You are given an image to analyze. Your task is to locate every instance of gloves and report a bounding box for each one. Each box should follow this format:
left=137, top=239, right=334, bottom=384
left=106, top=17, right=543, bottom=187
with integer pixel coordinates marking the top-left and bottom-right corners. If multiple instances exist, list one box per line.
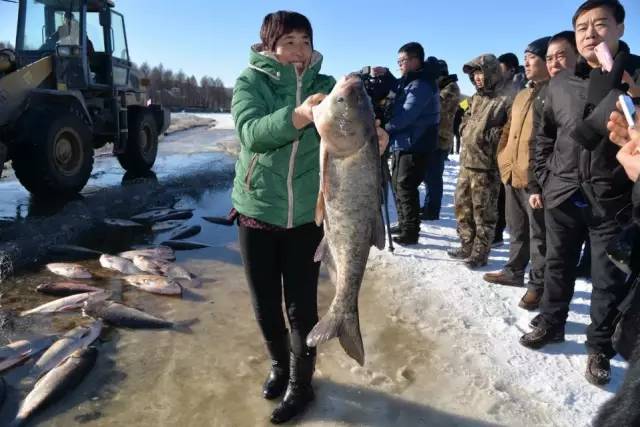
left=572, top=51, right=630, bottom=150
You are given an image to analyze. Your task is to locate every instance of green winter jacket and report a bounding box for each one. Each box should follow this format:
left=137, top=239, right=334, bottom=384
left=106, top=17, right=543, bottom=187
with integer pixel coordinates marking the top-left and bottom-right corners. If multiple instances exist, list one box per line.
left=231, top=46, right=335, bottom=228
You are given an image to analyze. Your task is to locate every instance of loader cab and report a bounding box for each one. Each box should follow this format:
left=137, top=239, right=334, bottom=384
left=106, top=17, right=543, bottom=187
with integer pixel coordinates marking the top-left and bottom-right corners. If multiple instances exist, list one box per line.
left=15, top=0, right=134, bottom=91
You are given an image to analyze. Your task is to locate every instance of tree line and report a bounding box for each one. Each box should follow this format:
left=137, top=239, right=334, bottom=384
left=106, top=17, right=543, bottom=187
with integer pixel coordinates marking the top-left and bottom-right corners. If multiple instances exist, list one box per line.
left=0, top=40, right=232, bottom=112
left=136, top=62, right=232, bottom=112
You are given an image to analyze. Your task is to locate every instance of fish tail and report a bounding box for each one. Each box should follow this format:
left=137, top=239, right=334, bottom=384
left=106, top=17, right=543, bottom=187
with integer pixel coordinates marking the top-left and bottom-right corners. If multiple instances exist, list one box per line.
left=306, top=310, right=365, bottom=366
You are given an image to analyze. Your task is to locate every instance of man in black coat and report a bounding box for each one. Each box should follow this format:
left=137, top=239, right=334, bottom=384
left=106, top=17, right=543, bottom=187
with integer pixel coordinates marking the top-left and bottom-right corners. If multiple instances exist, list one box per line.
left=519, top=0, right=640, bottom=386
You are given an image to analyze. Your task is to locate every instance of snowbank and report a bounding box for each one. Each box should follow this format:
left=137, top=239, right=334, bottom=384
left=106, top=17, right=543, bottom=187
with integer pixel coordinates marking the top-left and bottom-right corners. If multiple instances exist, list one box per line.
left=366, top=156, right=624, bottom=426
left=166, top=113, right=218, bottom=135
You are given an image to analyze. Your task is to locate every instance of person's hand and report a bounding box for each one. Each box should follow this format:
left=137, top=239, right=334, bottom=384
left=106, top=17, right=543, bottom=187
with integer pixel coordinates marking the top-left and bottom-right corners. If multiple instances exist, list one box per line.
left=371, top=67, right=388, bottom=77
left=375, top=119, right=389, bottom=155
left=617, top=139, right=640, bottom=182
left=293, top=93, right=326, bottom=129
left=529, top=194, right=543, bottom=209
left=623, top=71, right=640, bottom=98
left=607, top=100, right=639, bottom=147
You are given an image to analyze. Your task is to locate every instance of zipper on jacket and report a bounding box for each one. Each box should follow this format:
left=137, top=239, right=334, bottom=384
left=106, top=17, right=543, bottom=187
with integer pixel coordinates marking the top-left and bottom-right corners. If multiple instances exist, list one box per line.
left=286, top=75, right=303, bottom=228
left=244, top=153, right=259, bottom=191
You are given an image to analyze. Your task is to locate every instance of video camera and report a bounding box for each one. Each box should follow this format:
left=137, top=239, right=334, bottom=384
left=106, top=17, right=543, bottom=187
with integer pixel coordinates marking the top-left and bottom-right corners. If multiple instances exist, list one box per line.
left=356, top=66, right=394, bottom=126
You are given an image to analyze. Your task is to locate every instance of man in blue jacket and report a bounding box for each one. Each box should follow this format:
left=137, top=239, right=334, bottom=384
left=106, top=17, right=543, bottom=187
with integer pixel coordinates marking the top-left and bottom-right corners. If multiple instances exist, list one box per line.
left=375, top=42, right=440, bottom=244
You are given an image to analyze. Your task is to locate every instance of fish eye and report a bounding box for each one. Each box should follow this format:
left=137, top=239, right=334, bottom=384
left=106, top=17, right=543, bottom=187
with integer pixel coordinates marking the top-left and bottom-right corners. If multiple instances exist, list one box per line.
left=336, top=97, right=345, bottom=103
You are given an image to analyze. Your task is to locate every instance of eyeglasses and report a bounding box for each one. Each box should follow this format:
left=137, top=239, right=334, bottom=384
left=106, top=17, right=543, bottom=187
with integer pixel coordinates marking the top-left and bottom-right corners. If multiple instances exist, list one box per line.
left=546, top=51, right=567, bottom=63
left=397, top=56, right=416, bottom=66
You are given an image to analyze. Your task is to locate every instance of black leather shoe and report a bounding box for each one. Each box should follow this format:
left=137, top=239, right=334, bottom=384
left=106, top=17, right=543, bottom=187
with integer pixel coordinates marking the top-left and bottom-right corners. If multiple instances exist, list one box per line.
left=263, top=334, right=290, bottom=400
left=585, top=353, right=611, bottom=386
left=270, top=353, right=315, bottom=424
left=263, top=361, right=289, bottom=400
left=393, top=233, right=418, bottom=245
left=389, top=225, right=401, bottom=235
left=528, top=313, right=542, bottom=329
left=519, top=326, right=564, bottom=349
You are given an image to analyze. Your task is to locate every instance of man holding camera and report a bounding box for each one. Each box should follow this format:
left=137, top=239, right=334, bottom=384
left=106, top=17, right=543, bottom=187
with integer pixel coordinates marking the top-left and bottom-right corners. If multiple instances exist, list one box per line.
left=519, top=0, right=640, bottom=386
left=374, top=42, right=440, bottom=245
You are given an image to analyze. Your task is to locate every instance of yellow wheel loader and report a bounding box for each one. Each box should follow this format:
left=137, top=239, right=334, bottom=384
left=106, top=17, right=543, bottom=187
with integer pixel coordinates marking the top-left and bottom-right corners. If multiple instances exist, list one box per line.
left=0, top=0, right=170, bottom=196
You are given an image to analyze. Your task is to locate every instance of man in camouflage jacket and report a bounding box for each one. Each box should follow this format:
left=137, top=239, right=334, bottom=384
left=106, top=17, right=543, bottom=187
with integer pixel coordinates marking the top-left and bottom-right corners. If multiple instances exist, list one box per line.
left=448, top=54, right=515, bottom=268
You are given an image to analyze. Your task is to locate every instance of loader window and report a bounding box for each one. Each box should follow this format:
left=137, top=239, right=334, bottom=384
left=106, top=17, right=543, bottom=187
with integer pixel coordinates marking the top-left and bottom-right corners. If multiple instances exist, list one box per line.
left=86, top=13, right=106, bottom=52
left=111, top=12, right=129, bottom=61
left=20, top=0, right=46, bottom=50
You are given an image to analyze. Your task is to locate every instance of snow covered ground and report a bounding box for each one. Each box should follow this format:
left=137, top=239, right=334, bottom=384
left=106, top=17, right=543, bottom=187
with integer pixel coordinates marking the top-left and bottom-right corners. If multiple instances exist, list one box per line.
left=366, top=155, right=626, bottom=426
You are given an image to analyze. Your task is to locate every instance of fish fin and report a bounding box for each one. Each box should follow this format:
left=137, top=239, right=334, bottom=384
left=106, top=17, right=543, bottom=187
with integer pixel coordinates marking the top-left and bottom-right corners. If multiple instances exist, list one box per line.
left=315, top=144, right=329, bottom=226
left=306, top=310, right=364, bottom=366
left=372, top=210, right=385, bottom=250
left=315, top=191, right=325, bottom=226
left=172, top=318, right=199, bottom=334
left=313, top=237, right=327, bottom=263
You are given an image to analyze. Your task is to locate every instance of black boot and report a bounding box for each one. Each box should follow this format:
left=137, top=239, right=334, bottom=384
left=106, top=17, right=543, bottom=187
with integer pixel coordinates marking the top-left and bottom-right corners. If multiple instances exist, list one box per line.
left=263, top=333, right=290, bottom=400
left=270, top=353, right=315, bottom=424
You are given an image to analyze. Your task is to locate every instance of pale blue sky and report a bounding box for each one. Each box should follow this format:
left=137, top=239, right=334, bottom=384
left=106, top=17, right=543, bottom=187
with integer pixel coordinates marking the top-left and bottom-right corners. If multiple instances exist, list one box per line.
left=1, top=0, right=638, bottom=95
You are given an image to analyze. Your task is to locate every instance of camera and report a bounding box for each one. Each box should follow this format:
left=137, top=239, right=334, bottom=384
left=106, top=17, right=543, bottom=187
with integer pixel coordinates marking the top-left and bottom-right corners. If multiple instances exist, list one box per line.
left=357, top=66, right=394, bottom=126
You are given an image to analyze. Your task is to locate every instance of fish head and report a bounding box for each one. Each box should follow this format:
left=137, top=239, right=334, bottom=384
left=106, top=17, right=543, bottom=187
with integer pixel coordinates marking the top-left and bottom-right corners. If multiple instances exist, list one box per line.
left=314, top=74, right=375, bottom=157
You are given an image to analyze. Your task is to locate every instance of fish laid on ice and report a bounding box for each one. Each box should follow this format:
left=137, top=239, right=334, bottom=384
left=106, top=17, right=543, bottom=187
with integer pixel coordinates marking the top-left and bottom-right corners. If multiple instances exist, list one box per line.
left=160, top=240, right=210, bottom=250
left=11, top=347, right=97, bottom=427
left=119, top=246, right=175, bottom=261
left=0, top=336, right=56, bottom=373
left=30, top=320, right=102, bottom=379
left=48, top=245, right=102, bottom=258
left=168, top=224, right=202, bottom=240
left=83, top=299, right=175, bottom=329
left=46, top=263, right=92, bottom=279
left=131, top=255, right=171, bottom=275
left=123, top=275, right=182, bottom=296
left=305, top=74, right=384, bottom=366
left=36, top=282, right=103, bottom=297
left=131, top=208, right=176, bottom=222
left=103, top=218, right=145, bottom=228
left=153, top=210, right=193, bottom=222
left=20, top=291, right=110, bottom=316
left=151, top=220, right=185, bottom=233
left=99, top=254, right=142, bottom=275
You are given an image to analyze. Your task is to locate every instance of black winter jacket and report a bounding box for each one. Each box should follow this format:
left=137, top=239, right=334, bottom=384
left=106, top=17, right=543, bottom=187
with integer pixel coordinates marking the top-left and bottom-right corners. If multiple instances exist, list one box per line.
left=534, top=42, right=640, bottom=218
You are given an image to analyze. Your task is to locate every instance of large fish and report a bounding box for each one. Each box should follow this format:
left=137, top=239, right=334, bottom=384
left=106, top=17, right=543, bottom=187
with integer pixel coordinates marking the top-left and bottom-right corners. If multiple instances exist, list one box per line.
left=46, top=263, right=92, bottom=279
left=99, top=254, right=142, bottom=275
left=160, top=240, right=210, bottom=250
left=11, top=347, right=97, bottom=427
left=29, top=320, right=102, bottom=379
left=20, top=291, right=110, bottom=316
left=83, top=299, right=175, bottom=329
left=305, top=74, right=384, bottom=366
left=132, top=256, right=197, bottom=283
left=0, top=337, right=56, bottom=373
left=123, top=274, right=183, bottom=296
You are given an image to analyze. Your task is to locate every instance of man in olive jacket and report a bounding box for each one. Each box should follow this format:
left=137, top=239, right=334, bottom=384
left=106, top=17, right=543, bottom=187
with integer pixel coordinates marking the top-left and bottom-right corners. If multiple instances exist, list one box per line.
left=447, top=54, right=515, bottom=268
left=484, top=37, right=551, bottom=306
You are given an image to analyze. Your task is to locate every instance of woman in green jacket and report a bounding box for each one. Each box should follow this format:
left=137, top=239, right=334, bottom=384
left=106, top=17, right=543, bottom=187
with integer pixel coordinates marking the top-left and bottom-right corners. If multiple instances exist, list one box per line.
left=231, top=11, right=334, bottom=424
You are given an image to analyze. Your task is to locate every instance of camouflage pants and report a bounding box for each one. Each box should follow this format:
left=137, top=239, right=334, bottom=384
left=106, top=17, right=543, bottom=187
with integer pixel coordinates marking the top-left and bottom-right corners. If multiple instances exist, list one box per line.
left=454, top=167, right=500, bottom=258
